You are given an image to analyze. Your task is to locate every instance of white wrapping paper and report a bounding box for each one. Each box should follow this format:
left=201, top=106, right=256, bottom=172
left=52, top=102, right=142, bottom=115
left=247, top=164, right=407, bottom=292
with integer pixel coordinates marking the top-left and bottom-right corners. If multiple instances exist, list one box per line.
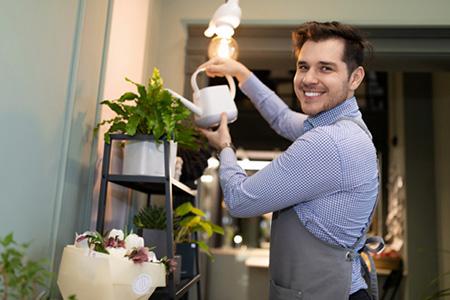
left=57, top=246, right=166, bottom=300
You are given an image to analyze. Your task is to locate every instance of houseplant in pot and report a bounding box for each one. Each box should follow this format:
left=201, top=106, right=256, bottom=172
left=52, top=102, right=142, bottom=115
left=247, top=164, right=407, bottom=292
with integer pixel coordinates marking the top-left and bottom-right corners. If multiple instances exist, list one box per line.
left=134, top=201, right=224, bottom=280
left=94, top=67, right=202, bottom=177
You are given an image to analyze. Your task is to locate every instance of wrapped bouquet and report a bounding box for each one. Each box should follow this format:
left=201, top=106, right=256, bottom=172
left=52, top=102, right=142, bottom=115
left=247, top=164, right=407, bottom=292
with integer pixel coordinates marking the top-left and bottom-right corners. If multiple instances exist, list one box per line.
left=57, top=229, right=166, bottom=300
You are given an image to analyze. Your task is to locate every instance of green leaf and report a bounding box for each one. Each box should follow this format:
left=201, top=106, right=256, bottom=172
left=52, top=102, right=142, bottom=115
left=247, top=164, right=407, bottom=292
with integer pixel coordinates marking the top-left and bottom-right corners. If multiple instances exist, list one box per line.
left=100, top=100, right=127, bottom=117
left=1, top=232, right=14, bottom=246
left=195, top=240, right=211, bottom=256
left=125, top=114, right=141, bottom=136
left=108, top=121, right=127, bottom=133
left=198, top=221, right=213, bottom=237
left=175, top=202, right=193, bottom=217
left=179, top=216, right=201, bottom=228
left=190, top=207, right=205, bottom=217
left=125, top=77, right=147, bottom=100
left=119, top=92, right=139, bottom=102
left=209, top=222, right=225, bottom=235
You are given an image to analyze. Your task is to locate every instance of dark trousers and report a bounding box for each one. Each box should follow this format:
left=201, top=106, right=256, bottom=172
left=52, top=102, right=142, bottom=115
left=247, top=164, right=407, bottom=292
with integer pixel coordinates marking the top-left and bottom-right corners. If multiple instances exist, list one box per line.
left=349, top=289, right=371, bottom=300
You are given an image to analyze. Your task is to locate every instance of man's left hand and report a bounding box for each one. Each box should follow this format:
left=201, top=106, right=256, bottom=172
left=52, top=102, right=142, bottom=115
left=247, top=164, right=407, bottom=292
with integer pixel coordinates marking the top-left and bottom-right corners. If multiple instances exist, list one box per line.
left=198, top=112, right=232, bottom=151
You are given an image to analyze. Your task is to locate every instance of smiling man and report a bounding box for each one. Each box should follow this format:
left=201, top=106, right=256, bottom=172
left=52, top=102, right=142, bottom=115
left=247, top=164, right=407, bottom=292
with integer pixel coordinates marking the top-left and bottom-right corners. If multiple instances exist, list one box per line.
left=200, top=21, right=382, bottom=300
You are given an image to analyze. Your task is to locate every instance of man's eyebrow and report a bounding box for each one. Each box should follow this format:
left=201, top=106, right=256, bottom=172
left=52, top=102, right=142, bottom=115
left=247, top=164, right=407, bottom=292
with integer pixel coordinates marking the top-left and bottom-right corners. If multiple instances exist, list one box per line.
left=319, top=61, right=338, bottom=67
left=297, top=61, right=339, bottom=67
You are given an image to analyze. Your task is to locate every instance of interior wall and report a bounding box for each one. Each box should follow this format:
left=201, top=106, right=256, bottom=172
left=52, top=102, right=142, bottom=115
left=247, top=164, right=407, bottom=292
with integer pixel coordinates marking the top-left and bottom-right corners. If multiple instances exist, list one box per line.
left=0, top=0, right=111, bottom=290
left=432, top=72, right=450, bottom=291
left=91, top=0, right=163, bottom=231
left=155, top=0, right=450, bottom=94
left=403, top=73, right=438, bottom=300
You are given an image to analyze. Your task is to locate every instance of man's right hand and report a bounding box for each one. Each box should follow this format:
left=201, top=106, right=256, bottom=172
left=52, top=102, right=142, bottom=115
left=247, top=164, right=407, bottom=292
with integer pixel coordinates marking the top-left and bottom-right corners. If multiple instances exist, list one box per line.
left=199, top=57, right=251, bottom=84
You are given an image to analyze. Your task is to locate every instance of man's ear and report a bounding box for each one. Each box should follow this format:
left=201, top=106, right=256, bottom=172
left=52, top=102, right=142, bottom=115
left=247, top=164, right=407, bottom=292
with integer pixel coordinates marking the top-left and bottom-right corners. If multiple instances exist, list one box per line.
left=349, top=66, right=365, bottom=91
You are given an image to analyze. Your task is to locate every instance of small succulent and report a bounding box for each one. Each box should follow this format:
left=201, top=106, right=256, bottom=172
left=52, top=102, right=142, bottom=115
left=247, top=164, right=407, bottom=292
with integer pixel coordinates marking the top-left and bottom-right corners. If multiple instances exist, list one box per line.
left=134, top=205, right=167, bottom=230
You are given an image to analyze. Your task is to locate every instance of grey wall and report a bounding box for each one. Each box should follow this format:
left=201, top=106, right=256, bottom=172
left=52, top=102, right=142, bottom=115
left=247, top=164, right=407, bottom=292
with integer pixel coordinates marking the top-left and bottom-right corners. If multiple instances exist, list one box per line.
left=432, top=72, right=450, bottom=293
left=0, top=0, right=110, bottom=289
left=403, top=73, right=439, bottom=299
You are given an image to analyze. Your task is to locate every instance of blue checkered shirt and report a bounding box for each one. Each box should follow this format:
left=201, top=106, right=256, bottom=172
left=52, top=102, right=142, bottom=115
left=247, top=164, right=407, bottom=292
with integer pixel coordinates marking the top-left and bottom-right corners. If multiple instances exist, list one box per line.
left=219, top=73, right=379, bottom=294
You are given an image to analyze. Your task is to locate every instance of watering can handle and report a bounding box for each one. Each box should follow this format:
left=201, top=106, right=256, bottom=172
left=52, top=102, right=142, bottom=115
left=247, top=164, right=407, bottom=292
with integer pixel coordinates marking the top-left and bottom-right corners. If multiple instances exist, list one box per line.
left=191, top=67, right=236, bottom=100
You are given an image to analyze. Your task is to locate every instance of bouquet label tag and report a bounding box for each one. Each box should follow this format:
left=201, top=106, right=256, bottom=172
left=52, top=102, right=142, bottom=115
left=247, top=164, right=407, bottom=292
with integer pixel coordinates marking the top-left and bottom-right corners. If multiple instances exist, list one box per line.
left=132, top=273, right=153, bottom=295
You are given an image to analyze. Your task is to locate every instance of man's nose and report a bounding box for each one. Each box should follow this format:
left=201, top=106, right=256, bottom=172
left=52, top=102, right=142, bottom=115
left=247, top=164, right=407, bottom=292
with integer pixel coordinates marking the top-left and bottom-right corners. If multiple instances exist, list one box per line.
left=302, top=69, right=319, bottom=85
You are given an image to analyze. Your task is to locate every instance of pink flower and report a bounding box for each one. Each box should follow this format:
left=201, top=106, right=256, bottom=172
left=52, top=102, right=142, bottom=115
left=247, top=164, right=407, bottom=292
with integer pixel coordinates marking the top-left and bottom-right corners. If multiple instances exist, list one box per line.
left=105, top=237, right=126, bottom=248
left=126, top=247, right=150, bottom=264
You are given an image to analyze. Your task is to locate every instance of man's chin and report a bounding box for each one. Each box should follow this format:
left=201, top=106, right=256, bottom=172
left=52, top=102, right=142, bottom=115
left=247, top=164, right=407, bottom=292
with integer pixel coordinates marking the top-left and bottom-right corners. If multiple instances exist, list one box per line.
left=300, top=105, right=321, bottom=116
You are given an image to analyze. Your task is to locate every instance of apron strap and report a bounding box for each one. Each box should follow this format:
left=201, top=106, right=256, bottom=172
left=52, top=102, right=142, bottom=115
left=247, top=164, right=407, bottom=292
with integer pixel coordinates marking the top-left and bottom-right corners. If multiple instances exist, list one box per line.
left=335, top=116, right=385, bottom=300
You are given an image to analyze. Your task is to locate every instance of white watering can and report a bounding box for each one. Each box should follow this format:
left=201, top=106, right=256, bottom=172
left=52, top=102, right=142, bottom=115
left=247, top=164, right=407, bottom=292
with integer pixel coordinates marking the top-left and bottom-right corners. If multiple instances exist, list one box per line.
left=167, top=68, right=237, bottom=128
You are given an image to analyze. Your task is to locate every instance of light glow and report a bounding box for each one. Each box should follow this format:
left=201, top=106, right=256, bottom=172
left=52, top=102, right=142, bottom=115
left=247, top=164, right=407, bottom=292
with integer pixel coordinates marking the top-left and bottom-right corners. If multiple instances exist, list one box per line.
left=207, top=156, right=220, bottom=169
left=200, top=174, right=214, bottom=183
left=237, top=159, right=271, bottom=171
left=208, top=36, right=239, bottom=59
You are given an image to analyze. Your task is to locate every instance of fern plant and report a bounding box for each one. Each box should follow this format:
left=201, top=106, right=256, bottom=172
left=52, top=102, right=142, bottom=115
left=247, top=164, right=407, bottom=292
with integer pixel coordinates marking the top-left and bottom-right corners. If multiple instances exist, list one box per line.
left=94, top=68, right=201, bottom=149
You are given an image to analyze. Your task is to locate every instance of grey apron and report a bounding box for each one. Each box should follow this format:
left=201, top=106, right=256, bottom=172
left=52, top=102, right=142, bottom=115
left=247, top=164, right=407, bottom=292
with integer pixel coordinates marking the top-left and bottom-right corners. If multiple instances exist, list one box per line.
left=269, top=117, right=384, bottom=300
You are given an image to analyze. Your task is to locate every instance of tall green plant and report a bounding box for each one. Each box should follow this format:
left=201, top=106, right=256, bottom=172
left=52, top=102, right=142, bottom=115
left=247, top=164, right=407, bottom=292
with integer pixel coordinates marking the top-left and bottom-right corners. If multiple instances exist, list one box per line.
left=0, top=233, right=51, bottom=300
left=95, top=68, right=200, bottom=149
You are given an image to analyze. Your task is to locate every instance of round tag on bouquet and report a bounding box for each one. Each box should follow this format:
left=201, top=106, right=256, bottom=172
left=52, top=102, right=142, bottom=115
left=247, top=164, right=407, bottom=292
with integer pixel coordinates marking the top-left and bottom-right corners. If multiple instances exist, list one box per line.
left=132, top=273, right=153, bottom=295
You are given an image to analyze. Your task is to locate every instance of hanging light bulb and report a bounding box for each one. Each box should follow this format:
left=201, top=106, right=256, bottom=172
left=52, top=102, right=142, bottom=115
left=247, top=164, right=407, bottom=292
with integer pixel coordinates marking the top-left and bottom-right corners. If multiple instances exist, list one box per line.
left=204, top=0, right=241, bottom=60
left=208, top=36, right=239, bottom=59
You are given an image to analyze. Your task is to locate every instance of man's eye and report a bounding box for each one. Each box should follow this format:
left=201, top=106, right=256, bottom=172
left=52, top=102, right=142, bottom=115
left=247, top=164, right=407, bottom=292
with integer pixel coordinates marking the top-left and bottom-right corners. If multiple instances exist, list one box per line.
left=321, top=66, right=332, bottom=72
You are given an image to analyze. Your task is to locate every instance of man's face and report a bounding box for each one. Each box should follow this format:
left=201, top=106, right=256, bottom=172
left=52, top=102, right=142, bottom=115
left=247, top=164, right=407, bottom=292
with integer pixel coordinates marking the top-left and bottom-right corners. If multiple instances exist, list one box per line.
left=293, top=38, right=364, bottom=116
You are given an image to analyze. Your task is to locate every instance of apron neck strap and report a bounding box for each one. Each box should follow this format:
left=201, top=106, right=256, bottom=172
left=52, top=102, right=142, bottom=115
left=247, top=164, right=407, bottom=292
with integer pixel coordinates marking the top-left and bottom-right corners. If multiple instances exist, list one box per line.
left=335, top=117, right=380, bottom=251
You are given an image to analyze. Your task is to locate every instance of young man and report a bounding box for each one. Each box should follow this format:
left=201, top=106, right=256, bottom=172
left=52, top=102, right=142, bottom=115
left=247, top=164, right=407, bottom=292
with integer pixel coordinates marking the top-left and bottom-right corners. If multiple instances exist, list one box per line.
left=200, top=21, right=383, bottom=300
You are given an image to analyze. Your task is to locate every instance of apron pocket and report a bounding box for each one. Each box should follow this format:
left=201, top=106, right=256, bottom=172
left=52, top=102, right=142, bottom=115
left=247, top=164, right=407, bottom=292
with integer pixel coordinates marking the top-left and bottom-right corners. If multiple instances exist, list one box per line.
left=270, top=280, right=303, bottom=300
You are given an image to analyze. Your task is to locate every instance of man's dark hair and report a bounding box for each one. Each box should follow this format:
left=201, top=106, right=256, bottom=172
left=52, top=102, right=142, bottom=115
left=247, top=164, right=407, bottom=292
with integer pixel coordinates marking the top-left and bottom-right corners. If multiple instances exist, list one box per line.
left=292, top=21, right=372, bottom=74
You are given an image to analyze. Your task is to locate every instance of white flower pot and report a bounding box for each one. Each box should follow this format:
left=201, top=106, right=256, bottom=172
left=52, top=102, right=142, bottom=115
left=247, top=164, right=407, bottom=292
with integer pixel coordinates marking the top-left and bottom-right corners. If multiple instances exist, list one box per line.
left=122, top=140, right=177, bottom=177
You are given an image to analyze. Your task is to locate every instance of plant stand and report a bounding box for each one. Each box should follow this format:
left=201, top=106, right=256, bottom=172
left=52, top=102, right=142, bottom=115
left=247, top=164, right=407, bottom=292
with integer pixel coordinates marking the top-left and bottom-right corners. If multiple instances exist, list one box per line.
left=96, top=134, right=202, bottom=300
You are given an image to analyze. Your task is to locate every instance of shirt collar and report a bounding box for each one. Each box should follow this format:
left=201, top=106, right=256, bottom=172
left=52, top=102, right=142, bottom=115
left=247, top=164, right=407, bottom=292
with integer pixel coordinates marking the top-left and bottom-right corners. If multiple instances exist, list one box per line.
left=304, top=97, right=361, bottom=131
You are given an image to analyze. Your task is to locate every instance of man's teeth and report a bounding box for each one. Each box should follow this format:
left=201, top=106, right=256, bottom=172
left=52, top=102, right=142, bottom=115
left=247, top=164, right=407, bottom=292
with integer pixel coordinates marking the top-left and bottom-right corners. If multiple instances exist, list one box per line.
left=305, top=91, right=322, bottom=97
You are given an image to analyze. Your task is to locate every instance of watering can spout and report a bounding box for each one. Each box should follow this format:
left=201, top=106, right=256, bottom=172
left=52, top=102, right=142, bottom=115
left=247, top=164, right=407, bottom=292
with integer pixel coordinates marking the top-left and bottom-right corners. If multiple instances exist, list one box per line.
left=166, top=88, right=203, bottom=116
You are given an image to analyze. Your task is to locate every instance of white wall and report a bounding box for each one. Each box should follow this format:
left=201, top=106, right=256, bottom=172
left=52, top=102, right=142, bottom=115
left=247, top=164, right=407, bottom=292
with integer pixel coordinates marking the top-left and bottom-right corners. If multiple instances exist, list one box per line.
left=91, top=0, right=163, bottom=231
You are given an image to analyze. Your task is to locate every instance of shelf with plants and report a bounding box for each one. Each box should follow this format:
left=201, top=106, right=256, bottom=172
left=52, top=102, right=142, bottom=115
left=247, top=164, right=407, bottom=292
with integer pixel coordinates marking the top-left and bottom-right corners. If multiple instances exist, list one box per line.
left=96, top=135, right=201, bottom=300
left=94, top=68, right=206, bottom=300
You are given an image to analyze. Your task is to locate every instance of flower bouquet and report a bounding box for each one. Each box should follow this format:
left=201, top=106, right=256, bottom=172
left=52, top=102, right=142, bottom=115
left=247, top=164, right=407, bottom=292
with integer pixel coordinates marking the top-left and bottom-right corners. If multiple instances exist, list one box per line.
left=57, top=229, right=166, bottom=300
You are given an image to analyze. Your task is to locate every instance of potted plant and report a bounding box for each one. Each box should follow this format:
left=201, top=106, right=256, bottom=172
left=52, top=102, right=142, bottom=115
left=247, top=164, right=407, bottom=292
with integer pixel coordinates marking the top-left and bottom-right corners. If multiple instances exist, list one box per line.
left=94, top=67, right=202, bottom=177
left=134, top=202, right=224, bottom=278
left=133, top=205, right=168, bottom=259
